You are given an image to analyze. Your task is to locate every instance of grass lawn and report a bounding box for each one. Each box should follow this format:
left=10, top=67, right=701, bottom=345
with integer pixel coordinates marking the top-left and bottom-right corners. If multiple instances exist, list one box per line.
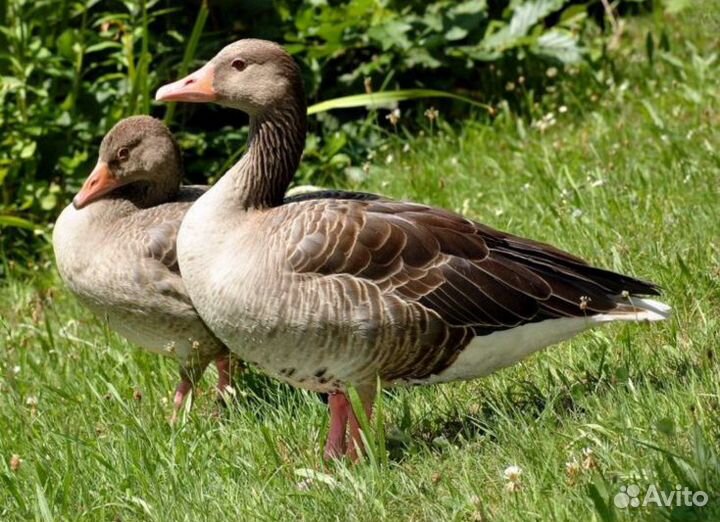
left=1, top=6, right=718, bottom=522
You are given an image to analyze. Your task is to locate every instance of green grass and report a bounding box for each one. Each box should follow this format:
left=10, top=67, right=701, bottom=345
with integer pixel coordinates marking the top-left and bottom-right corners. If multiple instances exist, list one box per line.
left=1, top=7, right=719, bottom=522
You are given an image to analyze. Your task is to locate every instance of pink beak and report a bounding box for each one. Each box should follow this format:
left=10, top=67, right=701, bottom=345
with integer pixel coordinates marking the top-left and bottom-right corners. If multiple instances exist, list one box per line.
left=155, top=62, right=217, bottom=103
left=74, top=161, right=123, bottom=209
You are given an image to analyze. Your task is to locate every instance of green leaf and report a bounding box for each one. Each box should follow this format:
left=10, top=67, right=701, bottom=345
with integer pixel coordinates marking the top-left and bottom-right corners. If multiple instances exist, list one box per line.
left=535, top=30, right=582, bottom=63
left=307, top=89, right=490, bottom=115
left=35, top=484, right=54, bottom=522
left=367, top=21, right=412, bottom=51
left=19, top=141, right=37, bottom=159
left=445, top=26, right=468, bottom=41
left=509, top=0, right=564, bottom=38
left=452, top=0, right=487, bottom=15
left=587, top=481, right=617, bottom=522
left=0, top=215, right=38, bottom=230
left=40, top=193, right=58, bottom=211
left=56, top=29, right=77, bottom=60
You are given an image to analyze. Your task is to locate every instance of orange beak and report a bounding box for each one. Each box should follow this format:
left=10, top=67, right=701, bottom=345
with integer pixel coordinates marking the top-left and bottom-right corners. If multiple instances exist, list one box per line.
left=73, top=161, right=124, bottom=209
left=155, top=62, right=217, bottom=103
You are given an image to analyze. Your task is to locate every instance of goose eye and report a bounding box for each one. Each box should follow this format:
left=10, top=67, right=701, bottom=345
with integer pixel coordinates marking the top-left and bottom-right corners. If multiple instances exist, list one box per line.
left=231, top=58, right=247, bottom=72
left=117, top=147, right=129, bottom=161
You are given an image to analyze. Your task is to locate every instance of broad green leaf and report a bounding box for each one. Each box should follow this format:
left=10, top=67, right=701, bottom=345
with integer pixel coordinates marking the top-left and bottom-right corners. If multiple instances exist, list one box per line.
left=368, top=21, right=413, bottom=51
left=535, top=30, right=582, bottom=63
left=445, top=26, right=469, bottom=41
left=509, top=0, right=564, bottom=38
left=453, top=0, right=487, bottom=15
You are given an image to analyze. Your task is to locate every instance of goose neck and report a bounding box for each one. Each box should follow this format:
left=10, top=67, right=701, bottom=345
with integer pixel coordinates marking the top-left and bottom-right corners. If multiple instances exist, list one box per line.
left=229, top=102, right=306, bottom=210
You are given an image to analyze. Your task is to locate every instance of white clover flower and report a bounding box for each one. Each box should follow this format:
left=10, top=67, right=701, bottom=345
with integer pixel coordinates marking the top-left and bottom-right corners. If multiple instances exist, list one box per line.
left=503, top=465, right=523, bottom=482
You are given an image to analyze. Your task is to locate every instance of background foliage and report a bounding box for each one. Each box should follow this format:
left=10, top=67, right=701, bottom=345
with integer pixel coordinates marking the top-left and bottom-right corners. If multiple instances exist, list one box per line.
left=0, top=0, right=662, bottom=262
left=1, top=1, right=718, bottom=520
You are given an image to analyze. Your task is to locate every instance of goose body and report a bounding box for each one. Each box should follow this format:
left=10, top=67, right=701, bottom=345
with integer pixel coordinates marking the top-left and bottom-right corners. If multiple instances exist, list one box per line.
left=157, top=39, right=669, bottom=458
left=179, top=186, right=668, bottom=393
left=53, top=116, right=240, bottom=419
left=54, top=187, right=222, bottom=360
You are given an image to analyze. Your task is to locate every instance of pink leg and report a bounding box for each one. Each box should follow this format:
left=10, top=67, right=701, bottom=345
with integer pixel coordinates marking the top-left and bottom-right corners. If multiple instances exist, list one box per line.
left=346, top=391, right=375, bottom=461
left=170, top=377, right=193, bottom=425
left=324, top=392, right=350, bottom=460
left=215, top=355, right=232, bottom=396
left=214, top=354, right=244, bottom=404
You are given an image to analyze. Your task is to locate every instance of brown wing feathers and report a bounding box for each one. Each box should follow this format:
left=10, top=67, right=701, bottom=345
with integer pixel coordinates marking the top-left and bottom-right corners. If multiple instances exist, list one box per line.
left=287, top=198, right=660, bottom=337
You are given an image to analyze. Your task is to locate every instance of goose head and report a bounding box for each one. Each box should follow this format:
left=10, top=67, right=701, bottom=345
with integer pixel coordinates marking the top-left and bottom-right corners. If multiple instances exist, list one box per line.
left=74, top=116, right=183, bottom=209
left=155, top=39, right=305, bottom=116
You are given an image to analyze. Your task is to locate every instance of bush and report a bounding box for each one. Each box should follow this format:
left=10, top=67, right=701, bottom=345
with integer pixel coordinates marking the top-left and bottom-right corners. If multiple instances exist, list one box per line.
left=0, top=0, right=651, bottom=260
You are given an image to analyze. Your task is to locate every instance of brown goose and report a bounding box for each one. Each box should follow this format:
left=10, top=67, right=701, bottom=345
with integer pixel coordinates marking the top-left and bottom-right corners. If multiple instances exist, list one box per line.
left=156, top=40, right=670, bottom=459
left=53, top=116, right=242, bottom=422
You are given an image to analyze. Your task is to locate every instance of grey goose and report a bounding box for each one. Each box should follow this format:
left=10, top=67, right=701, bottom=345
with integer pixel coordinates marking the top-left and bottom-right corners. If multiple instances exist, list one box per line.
left=155, top=40, right=670, bottom=460
left=53, top=116, right=243, bottom=422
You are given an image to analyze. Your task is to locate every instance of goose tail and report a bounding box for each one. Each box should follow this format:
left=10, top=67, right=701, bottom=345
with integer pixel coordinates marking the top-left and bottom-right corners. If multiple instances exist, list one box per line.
left=597, top=296, right=672, bottom=323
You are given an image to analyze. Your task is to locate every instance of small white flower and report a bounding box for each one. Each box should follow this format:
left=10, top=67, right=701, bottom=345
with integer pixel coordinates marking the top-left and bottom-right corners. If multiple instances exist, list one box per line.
left=566, top=458, right=581, bottom=483
left=558, top=105, right=568, bottom=113
left=546, top=67, right=558, bottom=78
left=424, top=106, right=439, bottom=122
left=579, top=295, right=590, bottom=311
left=297, top=478, right=313, bottom=491
left=386, top=108, right=401, bottom=127
left=26, top=396, right=38, bottom=407
left=503, top=465, right=523, bottom=482
left=10, top=454, right=22, bottom=472
left=12, top=365, right=21, bottom=375
left=582, top=447, right=598, bottom=470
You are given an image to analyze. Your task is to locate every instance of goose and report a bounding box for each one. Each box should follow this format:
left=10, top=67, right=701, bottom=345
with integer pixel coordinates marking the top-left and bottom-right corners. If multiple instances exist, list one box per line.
left=53, top=115, right=243, bottom=422
left=155, top=39, right=670, bottom=459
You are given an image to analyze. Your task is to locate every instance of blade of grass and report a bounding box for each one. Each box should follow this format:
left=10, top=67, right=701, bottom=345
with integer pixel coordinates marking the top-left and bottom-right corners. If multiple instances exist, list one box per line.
left=163, top=0, right=208, bottom=125
left=0, top=215, right=39, bottom=230
left=307, top=89, right=491, bottom=115
left=140, top=0, right=150, bottom=114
